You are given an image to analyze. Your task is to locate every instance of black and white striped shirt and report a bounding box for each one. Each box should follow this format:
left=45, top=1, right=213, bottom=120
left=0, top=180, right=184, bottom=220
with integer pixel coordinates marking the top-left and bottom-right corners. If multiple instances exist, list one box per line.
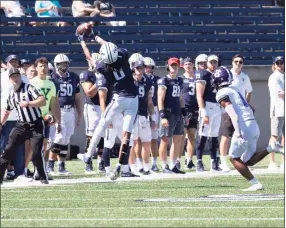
left=5, top=82, right=43, bottom=123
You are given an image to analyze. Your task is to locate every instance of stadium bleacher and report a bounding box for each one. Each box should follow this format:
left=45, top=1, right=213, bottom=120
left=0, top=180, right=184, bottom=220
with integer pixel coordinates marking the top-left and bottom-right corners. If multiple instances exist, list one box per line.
left=0, top=0, right=284, bottom=67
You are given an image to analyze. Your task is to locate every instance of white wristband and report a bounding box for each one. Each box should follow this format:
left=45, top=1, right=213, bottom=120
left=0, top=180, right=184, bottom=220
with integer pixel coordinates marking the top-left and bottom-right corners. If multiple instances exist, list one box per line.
left=200, top=108, right=208, bottom=117
left=151, top=114, right=156, bottom=121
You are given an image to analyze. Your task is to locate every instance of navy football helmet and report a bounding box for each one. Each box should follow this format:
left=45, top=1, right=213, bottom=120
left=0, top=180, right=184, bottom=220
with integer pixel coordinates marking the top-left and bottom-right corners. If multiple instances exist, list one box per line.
left=211, top=66, right=233, bottom=88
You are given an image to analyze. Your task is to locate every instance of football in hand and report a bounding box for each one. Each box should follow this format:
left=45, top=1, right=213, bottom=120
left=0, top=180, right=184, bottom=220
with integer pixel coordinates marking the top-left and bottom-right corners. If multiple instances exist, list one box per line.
left=76, top=22, right=93, bottom=36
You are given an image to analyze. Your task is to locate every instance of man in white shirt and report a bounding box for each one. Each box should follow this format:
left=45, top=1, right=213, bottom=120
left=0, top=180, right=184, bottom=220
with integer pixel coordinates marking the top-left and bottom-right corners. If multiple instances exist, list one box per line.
left=268, top=56, right=285, bottom=170
left=0, top=55, right=29, bottom=180
left=219, top=54, right=253, bottom=172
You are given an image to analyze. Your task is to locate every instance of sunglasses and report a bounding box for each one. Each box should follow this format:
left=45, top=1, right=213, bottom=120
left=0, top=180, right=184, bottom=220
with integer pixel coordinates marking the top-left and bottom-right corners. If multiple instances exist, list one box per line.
left=234, top=60, right=243, bottom=64
left=136, top=66, right=144, bottom=70
left=276, top=61, right=284, bottom=66
left=198, top=62, right=207, bottom=65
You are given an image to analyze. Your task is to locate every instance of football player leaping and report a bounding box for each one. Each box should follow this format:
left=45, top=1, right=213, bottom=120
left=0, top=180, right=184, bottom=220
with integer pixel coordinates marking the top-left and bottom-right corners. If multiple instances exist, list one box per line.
left=212, top=66, right=284, bottom=191
left=76, top=31, right=138, bottom=180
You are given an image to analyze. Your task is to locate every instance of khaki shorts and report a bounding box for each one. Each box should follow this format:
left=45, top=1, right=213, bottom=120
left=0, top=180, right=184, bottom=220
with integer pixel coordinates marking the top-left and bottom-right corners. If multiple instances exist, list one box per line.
left=271, top=117, right=285, bottom=137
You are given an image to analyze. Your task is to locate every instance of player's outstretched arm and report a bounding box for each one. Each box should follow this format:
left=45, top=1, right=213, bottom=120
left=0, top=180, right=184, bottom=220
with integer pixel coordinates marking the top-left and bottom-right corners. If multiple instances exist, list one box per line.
left=80, top=41, right=93, bottom=63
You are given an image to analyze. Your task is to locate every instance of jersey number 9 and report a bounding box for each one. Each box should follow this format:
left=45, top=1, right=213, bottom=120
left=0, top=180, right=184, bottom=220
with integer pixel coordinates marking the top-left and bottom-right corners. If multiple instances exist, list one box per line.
left=139, top=86, right=145, bottom=97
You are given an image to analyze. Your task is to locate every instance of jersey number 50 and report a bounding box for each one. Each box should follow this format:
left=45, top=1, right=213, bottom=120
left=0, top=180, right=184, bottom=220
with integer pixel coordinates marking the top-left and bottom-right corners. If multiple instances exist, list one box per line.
left=60, top=84, right=73, bottom=96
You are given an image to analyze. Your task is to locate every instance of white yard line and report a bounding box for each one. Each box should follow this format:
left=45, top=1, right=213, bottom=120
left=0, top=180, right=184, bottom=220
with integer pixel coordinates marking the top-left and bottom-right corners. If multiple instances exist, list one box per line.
left=0, top=188, right=239, bottom=193
left=0, top=218, right=283, bottom=221
left=0, top=168, right=283, bottom=189
left=1, top=206, right=284, bottom=211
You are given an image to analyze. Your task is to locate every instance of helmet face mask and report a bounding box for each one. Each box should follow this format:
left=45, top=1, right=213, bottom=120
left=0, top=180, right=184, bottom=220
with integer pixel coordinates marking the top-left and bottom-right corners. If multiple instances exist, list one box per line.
left=56, top=62, right=69, bottom=74
left=99, top=42, right=118, bottom=64
left=195, top=54, right=208, bottom=70
left=129, top=53, right=144, bottom=69
left=54, top=54, right=70, bottom=74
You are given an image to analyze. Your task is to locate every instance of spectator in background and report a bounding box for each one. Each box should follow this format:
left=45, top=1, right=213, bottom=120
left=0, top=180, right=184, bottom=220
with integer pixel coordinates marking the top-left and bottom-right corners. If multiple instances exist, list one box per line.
left=26, top=64, right=37, bottom=80
left=0, top=1, right=25, bottom=17
left=35, top=0, right=68, bottom=26
left=72, top=0, right=100, bottom=17
left=268, top=56, right=285, bottom=170
left=94, top=1, right=126, bottom=26
left=19, top=59, right=30, bottom=76
left=1, top=60, right=7, bottom=72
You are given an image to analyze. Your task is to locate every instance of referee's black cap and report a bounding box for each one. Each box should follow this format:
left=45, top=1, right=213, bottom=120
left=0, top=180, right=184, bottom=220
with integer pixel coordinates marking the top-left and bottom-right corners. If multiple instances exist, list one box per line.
left=8, top=68, right=20, bottom=77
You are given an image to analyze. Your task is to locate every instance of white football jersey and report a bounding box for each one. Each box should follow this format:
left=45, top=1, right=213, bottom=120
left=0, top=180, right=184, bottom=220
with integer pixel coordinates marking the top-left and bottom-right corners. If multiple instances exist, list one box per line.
left=216, top=86, right=255, bottom=123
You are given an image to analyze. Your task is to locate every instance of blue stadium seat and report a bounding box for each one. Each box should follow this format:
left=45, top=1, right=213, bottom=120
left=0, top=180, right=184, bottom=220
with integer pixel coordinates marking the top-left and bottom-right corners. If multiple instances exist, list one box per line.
left=0, top=0, right=284, bottom=67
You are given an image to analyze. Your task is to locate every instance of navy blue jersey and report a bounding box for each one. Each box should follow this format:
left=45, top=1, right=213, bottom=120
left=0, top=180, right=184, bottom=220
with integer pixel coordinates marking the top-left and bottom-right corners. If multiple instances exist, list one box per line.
left=195, top=70, right=217, bottom=103
left=96, top=48, right=137, bottom=98
left=134, top=76, right=153, bottom=117
left=146, top=74, right=160, bottom=107
left=51, top=72, right=80, bottom=108
left=96, top=74, right=113, bottom=105
left=79, top=70, right=100, bottom=106
left=157, top=76, right=183, bottom=116
left=180, top=74, right=199, bottom=113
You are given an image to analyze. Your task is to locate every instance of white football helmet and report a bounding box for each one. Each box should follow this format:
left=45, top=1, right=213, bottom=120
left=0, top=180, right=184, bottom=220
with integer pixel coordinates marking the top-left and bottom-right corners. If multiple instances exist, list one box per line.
left=54, top=54, right=70, bottom=73
left=129, top=53, right=144, bottom=68
left=195, top=54, right=208, bottom=70
left=143, top=57, right=156, bottom=67
left=99, top=42, right=118, bottom=64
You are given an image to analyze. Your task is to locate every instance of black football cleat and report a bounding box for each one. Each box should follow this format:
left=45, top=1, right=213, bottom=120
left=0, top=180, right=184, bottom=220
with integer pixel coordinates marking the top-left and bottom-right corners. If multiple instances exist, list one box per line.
left=121, top=171, right=140, bottom=177
left=171, top=166, right=186, bottom=174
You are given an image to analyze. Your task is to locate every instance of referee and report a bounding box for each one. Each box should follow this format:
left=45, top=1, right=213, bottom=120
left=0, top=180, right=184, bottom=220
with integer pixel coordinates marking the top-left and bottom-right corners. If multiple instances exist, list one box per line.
left=0, top=68, right=48, bottom=184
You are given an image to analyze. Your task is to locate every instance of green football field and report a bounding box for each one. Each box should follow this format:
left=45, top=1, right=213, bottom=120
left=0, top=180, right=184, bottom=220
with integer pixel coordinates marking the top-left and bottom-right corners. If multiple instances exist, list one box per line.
left=1, top=157, right=285, bottom=227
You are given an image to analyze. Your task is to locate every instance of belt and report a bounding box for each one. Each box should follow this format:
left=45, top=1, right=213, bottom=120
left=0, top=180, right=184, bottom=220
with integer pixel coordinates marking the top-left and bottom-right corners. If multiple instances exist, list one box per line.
left=61, top=105, right=74, bottom=111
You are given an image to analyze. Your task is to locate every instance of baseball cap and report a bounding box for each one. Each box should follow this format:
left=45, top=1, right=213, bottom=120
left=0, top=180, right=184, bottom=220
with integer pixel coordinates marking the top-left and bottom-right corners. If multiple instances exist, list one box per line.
left=8, top=67, right=20, bottom=77
left=208, top=55, right=219, bottom=62
left=133, top=60, right=145, bottom=69
left=5, top=55, right=19, bottom=63
left=20, top=59, right=30, bottom=66
left=182, top=57, right=194, bottom=64
left=168, top=57, right=180, bottom=65
left=273, top=56, right=284, bottom=64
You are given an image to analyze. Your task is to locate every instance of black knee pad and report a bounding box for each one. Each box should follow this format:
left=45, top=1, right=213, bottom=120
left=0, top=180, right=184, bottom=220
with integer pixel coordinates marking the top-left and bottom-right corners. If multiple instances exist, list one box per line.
left=58, top=145, right=68, bottom=158
left=97, top=137, right=104, bottom=150
left=84, top=137, right=91, bottom=153
left=50, top=143, right=61, bottom=154
left=118, top=139, right=130, bottom=164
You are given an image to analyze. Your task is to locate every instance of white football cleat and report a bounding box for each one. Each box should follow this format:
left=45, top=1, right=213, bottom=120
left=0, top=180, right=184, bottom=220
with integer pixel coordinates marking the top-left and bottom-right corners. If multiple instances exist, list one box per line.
left=268, top=162, right=279, bottom=170
left=279, top=163, right=284, bottom=171
left=220, top=164, right=231, bottom=172
left=242, top=183, right=264, bottom=192
left=14, top=175, right=33, bottom=183
left=267, top=142, right=284, bottom=154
